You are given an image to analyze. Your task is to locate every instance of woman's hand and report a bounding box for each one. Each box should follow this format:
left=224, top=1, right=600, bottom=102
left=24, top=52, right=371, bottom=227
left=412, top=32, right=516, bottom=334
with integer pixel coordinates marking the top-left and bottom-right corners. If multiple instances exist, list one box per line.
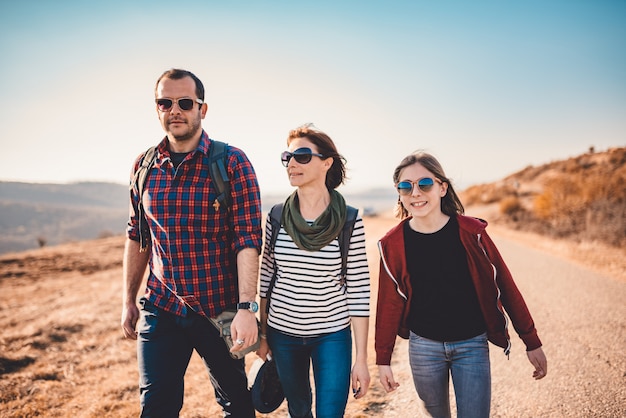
left=256, top=334, right=271, bottom=360
left=351, top=359, right=371, bottom=399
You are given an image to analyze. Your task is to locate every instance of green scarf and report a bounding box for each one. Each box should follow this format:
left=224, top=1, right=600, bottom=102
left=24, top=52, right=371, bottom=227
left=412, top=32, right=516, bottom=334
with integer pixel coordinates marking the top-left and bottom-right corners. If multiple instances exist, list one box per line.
left=282, top=189, right=347, bottom=251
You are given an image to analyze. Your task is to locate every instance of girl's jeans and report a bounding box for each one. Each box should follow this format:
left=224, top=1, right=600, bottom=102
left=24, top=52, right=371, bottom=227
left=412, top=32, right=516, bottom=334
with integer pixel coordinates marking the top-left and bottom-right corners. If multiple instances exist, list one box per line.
left=137, top=298, right=255, bottom=418
left=268, top=326, right=352, bottom=418
left=409, top=332, right=491, bottom=418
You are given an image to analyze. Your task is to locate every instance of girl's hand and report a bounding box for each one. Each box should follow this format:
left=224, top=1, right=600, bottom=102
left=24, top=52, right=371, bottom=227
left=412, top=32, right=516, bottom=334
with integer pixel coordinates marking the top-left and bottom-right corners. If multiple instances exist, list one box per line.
left=527, top=347, right=548, bottom=380
left=378, top=365, right=400, bottom=393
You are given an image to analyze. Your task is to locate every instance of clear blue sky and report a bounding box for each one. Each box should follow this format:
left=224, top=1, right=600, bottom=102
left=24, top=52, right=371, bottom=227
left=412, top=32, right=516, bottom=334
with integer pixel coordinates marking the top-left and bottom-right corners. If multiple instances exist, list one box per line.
left=1, top=0, right=624, bottom=195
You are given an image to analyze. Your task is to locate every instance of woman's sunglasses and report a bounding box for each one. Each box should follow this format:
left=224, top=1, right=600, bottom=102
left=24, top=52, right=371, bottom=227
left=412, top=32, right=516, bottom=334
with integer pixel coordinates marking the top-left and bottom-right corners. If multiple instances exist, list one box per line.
left=396, top=177, right=441, bottom=195
left=281, top=147, right=324, bottom=167
left=155, top=97, right=203, bottom=112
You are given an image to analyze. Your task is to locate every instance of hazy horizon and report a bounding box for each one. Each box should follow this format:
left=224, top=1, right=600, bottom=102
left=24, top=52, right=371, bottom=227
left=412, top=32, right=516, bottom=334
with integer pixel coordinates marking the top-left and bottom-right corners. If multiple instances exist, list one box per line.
left=1, top=0, right=624, bottom=195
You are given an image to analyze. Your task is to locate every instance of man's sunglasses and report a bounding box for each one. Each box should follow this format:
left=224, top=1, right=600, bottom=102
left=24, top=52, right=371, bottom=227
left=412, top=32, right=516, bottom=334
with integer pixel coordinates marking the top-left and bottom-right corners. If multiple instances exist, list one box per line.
left=155, top=97, right=203, bottom=112
left=396, top=177, right=441, bottom=195
left=281, top=147, right=324, bottom=167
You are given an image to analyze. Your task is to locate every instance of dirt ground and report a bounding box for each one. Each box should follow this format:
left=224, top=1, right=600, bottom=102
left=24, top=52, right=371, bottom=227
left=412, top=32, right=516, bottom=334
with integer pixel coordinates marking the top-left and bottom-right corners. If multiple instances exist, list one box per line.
left=0, top=210, right=624, bottom=417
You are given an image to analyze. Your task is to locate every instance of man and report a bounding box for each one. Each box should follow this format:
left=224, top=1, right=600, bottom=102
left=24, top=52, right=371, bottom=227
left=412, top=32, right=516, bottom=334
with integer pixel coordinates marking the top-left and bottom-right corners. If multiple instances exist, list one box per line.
left=121, top=68, right=262, bottom=417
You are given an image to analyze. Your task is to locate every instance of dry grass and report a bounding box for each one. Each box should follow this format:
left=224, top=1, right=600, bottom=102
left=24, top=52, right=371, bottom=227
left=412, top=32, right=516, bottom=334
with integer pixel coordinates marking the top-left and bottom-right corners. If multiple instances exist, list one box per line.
left=0, top=237, right=137, bottom=417
left=461, top=147, right=626, bottom=247
left=0, top=223, right=397, bottom=418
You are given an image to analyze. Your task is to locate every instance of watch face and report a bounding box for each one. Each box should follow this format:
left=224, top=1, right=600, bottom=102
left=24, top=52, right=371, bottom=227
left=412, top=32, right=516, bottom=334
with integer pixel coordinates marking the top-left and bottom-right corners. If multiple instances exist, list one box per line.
left=238, top=301, right=259, bottom=313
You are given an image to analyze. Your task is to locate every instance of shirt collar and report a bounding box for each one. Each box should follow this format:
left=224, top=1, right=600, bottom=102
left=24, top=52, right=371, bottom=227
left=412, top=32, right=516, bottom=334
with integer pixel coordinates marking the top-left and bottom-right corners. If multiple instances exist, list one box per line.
left=154, top=130, right=211, bottom=164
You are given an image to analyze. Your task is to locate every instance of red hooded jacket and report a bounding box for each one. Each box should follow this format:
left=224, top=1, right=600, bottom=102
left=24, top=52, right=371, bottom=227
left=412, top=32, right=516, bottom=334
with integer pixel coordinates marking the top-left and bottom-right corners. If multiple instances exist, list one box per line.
left=375, top=215, right=542, bottom=365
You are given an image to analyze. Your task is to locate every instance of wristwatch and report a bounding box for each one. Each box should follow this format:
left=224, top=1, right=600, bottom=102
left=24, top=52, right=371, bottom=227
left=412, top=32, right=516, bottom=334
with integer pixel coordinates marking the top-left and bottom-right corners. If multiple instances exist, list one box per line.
left=236, top=301, right=259, bottom=313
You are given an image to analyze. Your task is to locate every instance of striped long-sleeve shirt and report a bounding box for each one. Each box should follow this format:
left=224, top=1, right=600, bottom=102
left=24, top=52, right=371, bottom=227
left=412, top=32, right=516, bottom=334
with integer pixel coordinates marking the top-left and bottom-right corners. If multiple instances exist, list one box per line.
left=259, top=213, right=370, bottom=336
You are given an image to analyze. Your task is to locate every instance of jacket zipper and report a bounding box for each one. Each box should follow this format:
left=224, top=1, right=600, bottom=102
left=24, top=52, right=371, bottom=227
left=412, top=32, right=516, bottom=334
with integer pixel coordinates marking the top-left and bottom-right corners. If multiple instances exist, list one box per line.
left=476, top=233, right=511, bottom=357
left=378, top=241, right=408, bottom=301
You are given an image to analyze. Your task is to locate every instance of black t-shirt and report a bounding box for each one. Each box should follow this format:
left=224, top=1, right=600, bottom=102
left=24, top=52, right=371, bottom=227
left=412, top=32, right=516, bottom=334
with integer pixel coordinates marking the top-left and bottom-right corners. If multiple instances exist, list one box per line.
left=170, top=151, right=191, bottom=168
left=405, top=216, right=486, bottom=342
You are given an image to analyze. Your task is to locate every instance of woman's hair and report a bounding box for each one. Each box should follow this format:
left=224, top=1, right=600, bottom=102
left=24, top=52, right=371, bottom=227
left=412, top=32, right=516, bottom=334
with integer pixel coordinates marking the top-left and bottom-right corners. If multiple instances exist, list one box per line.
left=287, top=123, right=347, bottom=190
left=392, top=151, right=465, bottom=219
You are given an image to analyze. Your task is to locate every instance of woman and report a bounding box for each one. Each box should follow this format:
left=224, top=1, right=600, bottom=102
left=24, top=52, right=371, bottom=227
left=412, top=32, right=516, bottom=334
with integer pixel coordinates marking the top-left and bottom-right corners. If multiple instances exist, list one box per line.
left=257, top=124, right=371, bottom=418
left=375, top=151, right=547, bottom=418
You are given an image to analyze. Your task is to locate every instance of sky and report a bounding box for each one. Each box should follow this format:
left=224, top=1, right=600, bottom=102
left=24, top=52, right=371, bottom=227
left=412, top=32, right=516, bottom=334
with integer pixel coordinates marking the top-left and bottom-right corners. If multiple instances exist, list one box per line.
left=1, top=0, right=624, bottom=196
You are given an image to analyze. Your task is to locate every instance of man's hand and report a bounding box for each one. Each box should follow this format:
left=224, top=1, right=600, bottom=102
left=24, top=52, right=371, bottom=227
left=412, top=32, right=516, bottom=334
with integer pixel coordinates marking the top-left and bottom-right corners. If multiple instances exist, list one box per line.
left=229, top=310, right=258, bottom=354
left=121, top=238, right=148, bottom=341
left=121, top=303, right=140, bottom=340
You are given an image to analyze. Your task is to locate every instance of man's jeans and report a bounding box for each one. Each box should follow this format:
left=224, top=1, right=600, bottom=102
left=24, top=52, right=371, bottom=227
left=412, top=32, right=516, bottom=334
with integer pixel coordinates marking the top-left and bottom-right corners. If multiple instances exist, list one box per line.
left=268, top=326, right=352, bottom=418
left=408, top=332, right=491, bottom=418
left=137, top=298, right=254, bottom=417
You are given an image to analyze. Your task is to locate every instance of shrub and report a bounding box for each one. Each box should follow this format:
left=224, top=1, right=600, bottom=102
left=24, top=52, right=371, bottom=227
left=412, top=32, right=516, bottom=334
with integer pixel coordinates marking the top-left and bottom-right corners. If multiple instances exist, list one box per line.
left=37, top=236, right=47, bottom=248
left=488, top=147, right=626, bottom=248
left=500, top=196, right=522, bottom=216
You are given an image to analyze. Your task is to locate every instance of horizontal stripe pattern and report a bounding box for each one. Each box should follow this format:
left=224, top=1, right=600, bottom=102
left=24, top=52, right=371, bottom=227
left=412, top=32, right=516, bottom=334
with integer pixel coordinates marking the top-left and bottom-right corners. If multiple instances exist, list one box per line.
left=260, top=214, right=370, bottom=336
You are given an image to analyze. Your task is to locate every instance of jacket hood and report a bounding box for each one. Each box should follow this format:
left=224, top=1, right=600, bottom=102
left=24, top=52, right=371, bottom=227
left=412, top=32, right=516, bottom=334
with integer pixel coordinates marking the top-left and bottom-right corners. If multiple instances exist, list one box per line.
left=380, top=214, right=488, bottom=240
left=458, top=215, right=488, bottom=234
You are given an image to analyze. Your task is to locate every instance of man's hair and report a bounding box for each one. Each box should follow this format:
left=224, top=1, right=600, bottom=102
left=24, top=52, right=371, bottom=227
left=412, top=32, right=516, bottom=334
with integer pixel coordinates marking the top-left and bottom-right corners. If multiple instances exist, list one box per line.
left=392, top=151, right=465, bottom=219
left=287, top=123, right=347, bottom=190
left=155, top=68, right=205, bottom=101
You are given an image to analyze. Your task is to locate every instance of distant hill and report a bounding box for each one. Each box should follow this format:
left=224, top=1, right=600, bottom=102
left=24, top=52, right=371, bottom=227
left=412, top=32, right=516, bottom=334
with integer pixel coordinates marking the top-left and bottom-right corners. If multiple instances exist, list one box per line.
left=461, top=147, right=626, bottom=248
left=2, top=147, right=623, bottom=254
left=0, top=182, right=129, bottom=208
left=0, top=181, right=398, bottom=255
left=0, top=182, right=129, bottom=254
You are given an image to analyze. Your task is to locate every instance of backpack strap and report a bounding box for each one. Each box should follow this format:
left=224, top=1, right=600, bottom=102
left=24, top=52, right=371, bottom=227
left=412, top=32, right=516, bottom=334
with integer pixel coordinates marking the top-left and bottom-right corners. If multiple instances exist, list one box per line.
left=132, top=145, right=158, bottom=252
left=131, top=139, right=231, bottom=252
left=264, top=203, right=359, bottom=311
left=338, top=205, right=359, bottom=292
left=264, top=203, right=284, bottom=312
left=207, top=140, right=231, bottom=211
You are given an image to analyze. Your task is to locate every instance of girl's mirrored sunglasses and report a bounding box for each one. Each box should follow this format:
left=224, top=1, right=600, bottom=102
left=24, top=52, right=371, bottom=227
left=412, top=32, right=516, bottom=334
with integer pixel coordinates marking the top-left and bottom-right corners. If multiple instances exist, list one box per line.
left=155, top=97, right=203, bottom=112
left=281, top=147, right=324, bottom=167
left=396, top=177, right=441, bottom=195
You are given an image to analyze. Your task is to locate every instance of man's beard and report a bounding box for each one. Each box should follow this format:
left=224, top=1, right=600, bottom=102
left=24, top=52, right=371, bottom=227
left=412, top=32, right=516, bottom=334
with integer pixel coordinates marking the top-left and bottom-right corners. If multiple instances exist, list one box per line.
left=168, top=117, right=201, bottom=142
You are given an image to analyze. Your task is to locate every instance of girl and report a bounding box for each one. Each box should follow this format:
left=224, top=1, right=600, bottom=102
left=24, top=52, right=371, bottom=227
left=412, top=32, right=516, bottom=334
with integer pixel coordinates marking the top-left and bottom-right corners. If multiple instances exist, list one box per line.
left=375, top=151, right=547, bottom=417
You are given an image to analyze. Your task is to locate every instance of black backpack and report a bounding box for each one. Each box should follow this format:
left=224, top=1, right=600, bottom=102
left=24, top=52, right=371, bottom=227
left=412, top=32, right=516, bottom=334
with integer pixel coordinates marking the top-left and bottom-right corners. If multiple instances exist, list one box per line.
left=264, top=203, right=359, bottom=311
left=131, top=140, right=231, bottom=252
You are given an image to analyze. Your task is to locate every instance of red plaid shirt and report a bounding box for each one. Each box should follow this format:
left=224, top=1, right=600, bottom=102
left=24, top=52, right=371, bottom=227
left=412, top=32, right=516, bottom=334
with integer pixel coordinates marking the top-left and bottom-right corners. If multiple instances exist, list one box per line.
left=127, top=131, right=262, bottom=317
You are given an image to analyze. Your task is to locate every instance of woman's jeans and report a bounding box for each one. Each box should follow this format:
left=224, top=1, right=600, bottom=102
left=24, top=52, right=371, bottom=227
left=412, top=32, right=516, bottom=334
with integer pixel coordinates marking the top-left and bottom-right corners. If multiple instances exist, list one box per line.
left=408, top=332, right=491, bottom=418
left=268, top=326, right=352, bottom=418
left=137, top=298, right=255, bottom=418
